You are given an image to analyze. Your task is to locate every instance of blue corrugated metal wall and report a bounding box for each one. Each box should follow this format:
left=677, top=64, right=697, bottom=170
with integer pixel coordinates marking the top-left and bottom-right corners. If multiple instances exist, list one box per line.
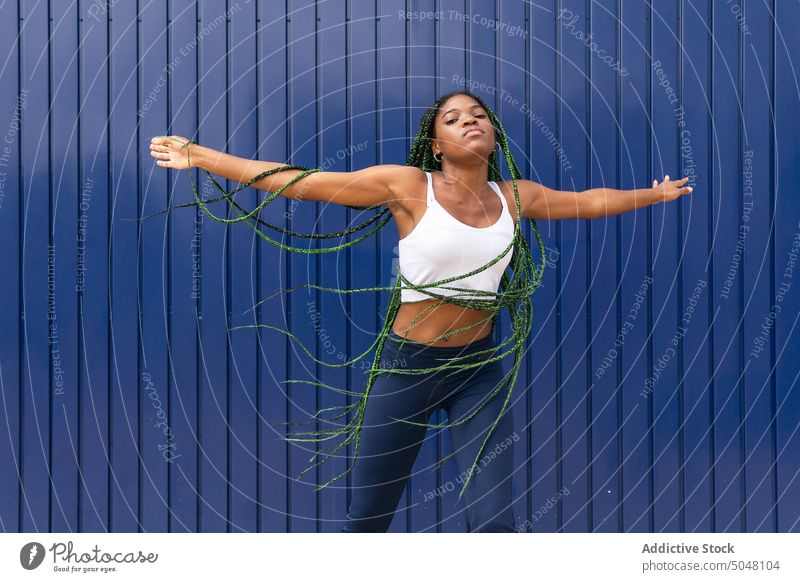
left=1, top=0, right=798, bottom=533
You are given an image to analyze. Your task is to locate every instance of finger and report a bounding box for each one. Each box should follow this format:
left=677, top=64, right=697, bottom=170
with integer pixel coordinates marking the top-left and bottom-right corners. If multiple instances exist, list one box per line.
left=679, top=177, right=689, bottom=184
left=664, top=174, right=669, bottom=181
left=653, top=179, right=658, bottom=187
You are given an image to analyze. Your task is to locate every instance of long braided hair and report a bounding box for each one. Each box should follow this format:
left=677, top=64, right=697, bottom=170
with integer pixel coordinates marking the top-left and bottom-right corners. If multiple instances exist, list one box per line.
left=157, top=89, right=547, bottom=501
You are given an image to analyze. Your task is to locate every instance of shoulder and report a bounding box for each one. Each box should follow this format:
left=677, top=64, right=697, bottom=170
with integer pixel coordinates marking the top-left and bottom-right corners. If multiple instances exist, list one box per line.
left=381, top=164, right=427, bottom=188
left=493, top=178, right=538, bottom=198
left=492, top=178, right=537, bottom=218
left=493, top=178, right=557, bottom=218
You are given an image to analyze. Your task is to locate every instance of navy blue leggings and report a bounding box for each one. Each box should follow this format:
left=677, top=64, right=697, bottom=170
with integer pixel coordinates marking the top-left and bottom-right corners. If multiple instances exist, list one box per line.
left=341, top=329, right=517, bottom=532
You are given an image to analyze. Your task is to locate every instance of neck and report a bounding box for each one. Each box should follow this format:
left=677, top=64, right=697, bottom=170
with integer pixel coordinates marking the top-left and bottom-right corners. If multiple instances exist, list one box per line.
left=437, top=161, right=491, bottom=198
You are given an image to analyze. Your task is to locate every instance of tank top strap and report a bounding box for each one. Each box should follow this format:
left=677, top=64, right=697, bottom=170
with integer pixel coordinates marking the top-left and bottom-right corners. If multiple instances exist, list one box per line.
left=489, top=180, right=509, bottom=215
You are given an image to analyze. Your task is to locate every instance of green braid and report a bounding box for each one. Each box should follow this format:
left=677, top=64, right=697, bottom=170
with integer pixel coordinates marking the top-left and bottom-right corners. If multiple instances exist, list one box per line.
left=157, top=89, right=547, bottom=502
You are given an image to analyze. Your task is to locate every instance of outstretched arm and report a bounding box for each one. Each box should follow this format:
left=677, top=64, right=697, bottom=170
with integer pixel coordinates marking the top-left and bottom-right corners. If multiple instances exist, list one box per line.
left=149, top=135, right=415, bottom=208
left=516, top=174, right=693, bottom=220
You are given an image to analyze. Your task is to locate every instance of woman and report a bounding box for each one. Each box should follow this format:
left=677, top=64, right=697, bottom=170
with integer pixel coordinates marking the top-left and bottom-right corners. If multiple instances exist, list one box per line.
left=149, top=90, right=692, bottom=532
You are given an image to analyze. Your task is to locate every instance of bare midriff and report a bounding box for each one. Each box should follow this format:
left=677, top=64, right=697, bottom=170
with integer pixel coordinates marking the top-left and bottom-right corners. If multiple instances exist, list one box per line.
left=391, top=299, right=495, bottom=346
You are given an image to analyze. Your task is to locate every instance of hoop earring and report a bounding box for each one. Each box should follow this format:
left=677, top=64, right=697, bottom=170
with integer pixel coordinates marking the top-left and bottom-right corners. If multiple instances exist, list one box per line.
left=433, top=151, right=443, bottom=163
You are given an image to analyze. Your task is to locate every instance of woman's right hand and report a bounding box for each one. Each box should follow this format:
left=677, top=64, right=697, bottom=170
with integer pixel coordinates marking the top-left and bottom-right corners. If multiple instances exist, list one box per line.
left=149, top=135, right=197, bottom=170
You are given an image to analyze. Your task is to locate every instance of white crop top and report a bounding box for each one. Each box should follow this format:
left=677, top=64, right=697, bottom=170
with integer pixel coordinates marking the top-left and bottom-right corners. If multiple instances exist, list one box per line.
left=398, top=171, right=515, bottom=303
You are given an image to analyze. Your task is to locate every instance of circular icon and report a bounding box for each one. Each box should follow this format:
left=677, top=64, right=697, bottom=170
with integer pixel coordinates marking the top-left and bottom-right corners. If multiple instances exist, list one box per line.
left=20, top=542, right=46, bottom=570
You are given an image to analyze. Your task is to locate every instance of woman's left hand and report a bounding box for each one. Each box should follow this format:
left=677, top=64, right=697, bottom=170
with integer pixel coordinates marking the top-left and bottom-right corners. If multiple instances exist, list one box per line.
left=652, top=175, right=693, bottom=202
